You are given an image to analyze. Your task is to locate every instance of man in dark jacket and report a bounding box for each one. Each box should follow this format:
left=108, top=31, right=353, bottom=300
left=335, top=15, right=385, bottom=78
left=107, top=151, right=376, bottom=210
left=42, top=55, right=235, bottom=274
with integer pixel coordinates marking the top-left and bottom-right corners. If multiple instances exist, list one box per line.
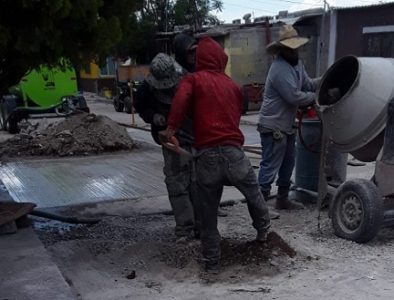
left=173, top=33, right=197, bottom=73
left=162, top=37, right=271, bottom=273
left=134, top=53, right=197, bottom=240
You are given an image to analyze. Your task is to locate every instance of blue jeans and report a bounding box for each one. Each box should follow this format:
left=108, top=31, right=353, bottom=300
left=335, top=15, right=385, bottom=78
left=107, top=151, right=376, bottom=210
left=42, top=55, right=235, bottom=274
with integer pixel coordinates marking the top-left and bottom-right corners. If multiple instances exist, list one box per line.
left=258, top=133, right=296, bottom=194
left=195, top=146, right=270, bottom=263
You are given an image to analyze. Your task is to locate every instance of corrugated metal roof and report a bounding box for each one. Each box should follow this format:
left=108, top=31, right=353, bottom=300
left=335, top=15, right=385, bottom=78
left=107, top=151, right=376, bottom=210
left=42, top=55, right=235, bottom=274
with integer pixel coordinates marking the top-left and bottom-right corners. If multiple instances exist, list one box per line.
left=333, top=1, right=394, bottom=11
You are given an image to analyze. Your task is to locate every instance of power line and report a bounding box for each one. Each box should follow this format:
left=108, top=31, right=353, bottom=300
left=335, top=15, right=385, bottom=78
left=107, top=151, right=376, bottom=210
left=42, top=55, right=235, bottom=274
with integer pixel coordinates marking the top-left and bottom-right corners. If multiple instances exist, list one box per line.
left=248, top=0, right=322, bottom=6
left=221, top=2, right=277, bottom=13
left=221, top=0, right=323, bottom=15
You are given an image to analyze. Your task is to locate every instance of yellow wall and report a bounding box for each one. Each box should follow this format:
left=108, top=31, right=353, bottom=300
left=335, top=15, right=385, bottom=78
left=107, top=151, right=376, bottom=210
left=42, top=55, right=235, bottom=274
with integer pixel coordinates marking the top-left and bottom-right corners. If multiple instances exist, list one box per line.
left=80, top=62, right=101, bottom=79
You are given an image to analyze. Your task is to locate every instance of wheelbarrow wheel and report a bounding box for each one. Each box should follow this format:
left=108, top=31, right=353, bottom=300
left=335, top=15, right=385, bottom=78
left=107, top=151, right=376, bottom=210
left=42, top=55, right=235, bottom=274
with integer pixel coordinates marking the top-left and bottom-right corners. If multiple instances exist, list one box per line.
left=331, top=179, right=383, bottom=243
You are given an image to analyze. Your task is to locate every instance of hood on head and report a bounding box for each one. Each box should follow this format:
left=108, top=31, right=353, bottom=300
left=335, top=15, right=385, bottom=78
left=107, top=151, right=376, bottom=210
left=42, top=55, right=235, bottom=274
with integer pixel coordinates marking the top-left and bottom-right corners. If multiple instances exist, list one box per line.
left=195, top=37, right=228, bottom=72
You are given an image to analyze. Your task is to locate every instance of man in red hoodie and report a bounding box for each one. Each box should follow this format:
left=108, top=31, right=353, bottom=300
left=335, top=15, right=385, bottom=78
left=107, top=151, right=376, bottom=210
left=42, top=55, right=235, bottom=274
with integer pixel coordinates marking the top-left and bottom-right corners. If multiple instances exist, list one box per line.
left=162, top=37, right=271, bottom=273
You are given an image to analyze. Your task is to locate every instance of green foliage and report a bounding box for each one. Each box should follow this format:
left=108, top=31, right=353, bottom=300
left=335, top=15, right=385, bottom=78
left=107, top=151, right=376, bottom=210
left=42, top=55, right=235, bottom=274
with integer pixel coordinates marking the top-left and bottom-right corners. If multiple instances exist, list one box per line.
left=0, top=0, right=142, bottom=94
left=172, top=0, right=223, bottom=29
left=123, top=0, right=223, bottom=64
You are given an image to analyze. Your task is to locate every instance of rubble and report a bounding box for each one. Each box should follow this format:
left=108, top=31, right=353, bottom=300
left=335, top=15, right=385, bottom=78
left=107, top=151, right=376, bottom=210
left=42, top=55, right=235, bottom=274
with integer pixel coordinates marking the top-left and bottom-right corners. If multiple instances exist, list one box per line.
left=0, top=113, right=137, bottom=157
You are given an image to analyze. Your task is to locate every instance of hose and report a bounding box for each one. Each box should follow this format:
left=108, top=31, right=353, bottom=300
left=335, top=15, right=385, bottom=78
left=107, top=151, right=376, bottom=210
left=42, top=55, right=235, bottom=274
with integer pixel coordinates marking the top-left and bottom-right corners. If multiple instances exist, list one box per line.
left=30, top=209, right=101, bottom=224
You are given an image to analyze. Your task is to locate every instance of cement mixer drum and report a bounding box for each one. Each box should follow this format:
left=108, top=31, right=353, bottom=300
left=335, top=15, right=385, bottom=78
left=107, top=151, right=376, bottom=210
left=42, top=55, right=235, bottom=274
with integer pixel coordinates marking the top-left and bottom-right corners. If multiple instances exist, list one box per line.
left=317, top=56, right=394, bottom=161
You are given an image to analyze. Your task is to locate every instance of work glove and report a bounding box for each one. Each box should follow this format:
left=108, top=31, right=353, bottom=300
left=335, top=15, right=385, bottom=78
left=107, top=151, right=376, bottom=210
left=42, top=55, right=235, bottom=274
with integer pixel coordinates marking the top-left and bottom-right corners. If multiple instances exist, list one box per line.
left=153, top=113, right=166, bottom=126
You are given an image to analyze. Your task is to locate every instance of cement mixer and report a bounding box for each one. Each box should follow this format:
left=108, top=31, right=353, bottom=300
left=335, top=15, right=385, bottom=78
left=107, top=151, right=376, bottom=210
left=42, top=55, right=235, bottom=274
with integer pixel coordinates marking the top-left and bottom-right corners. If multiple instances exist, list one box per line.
left=317, top=55, right=394, bottom=243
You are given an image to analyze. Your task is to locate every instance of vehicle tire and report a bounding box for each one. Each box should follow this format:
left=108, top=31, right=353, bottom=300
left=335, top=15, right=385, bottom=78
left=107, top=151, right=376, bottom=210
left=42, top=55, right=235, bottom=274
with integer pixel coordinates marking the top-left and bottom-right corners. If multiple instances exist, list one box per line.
left=113, top=95, right=124, bottom=112
left=77, top=96, right=90, bottom=113
left=124, top=96, right=132, bottom=114
left=1, top=96, right=20, bottom=133
left=331, top=178, right=383, bottom=243
left=7, top=116, right=19, bottom=134
left=0, top=101, right=6, bottom=130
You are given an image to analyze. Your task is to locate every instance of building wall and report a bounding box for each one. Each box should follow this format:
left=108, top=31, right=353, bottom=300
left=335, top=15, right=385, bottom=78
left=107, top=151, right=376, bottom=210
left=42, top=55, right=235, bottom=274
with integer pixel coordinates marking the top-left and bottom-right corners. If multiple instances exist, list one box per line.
left=335, top=4, right=394, bottom=59
left=80, top=62, right=101, bottom=79
left=116, top=65, right=150, bottom=83
left=224, top=27, right=274, bottom=86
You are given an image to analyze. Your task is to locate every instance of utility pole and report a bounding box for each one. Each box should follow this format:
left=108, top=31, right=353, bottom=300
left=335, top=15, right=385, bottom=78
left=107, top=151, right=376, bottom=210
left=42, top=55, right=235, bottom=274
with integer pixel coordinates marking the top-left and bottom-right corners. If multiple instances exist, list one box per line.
left=317, top=0, right=329, bottom=76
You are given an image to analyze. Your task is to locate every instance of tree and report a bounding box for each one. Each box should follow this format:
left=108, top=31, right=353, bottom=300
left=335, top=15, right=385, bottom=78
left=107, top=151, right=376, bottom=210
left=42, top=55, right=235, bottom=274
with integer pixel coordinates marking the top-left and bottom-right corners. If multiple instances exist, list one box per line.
left=123, top=0, right=223, bottom=64
left=173, top=0, right=223, bottom=30
left=0, top=0, right=142, bottom=94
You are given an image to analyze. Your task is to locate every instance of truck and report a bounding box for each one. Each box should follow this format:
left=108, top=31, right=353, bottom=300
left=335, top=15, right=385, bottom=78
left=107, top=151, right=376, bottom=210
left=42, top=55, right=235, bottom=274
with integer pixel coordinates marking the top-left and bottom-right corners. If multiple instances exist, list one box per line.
left=0, top=61, right=89, bottom=133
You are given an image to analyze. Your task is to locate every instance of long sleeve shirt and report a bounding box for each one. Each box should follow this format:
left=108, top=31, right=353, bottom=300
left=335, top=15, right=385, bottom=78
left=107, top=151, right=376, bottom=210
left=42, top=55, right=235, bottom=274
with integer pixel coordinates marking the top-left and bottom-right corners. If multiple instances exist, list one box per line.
left=258, top=56, right=318, bottom=134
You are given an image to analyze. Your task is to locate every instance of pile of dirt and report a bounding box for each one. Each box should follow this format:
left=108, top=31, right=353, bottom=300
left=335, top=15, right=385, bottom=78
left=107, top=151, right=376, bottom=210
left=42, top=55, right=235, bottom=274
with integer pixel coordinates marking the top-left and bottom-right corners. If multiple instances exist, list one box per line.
left=0, top=113, right=136, bottom=157
left=159, top=231, right=296, bottom=269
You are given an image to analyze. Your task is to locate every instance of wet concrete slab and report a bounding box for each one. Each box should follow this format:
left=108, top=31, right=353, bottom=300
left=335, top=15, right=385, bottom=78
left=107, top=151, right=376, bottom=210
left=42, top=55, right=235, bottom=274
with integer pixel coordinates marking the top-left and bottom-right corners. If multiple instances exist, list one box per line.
left=0, top=148, right=166, bottom=208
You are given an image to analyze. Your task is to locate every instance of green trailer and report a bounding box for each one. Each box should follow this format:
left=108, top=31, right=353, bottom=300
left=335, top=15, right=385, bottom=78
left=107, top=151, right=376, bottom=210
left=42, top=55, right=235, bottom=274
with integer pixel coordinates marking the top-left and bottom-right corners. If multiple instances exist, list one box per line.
left=0, top=62, right=89, bottom=133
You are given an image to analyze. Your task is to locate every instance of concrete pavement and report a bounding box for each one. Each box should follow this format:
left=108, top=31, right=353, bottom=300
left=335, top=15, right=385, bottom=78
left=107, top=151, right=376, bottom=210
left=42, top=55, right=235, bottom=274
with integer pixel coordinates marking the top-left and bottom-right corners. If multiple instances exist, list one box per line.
left=0, top=228, right=76, bottom=300
left=0, top=93, right=376, bottom=299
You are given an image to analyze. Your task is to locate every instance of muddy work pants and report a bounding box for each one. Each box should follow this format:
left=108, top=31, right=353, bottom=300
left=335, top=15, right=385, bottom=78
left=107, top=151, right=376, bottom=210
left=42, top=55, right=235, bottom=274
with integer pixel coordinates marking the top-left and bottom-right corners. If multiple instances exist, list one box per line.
left=162, top=146, right=198, bottom=237
left=195, top=145, right=271, bottom=263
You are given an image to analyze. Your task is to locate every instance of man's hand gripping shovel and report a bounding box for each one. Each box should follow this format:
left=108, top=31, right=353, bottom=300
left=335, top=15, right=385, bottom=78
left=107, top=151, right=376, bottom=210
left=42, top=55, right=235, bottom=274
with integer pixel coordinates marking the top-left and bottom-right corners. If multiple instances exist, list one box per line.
left=160, top=133, right=193, bottom=164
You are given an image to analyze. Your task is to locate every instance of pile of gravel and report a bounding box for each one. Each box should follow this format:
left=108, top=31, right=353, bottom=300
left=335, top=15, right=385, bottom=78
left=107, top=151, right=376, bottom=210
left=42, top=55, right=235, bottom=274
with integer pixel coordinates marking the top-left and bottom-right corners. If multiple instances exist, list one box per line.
left=0, top=113, right=137, bottom=157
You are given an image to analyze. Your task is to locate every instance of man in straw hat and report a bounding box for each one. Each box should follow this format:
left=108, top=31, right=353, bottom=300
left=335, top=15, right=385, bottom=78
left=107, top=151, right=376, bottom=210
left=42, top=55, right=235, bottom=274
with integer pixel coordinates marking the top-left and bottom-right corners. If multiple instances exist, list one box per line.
left=257, top=25, right=320, bottom=210
left=134, top=52, right=199, bottom=241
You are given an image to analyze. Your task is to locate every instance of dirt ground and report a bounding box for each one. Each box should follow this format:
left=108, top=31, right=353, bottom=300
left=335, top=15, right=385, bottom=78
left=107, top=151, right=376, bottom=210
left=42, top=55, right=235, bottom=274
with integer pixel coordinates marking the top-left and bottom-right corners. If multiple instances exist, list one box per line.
left=34, top=199, right=394, bottom=300
left=2, top=100, right=394, bottom=299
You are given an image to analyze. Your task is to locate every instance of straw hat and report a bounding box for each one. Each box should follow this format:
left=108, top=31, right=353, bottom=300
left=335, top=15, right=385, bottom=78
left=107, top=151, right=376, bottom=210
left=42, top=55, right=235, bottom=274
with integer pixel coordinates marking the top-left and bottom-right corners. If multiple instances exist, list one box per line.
left=266, top=25, right=309, bottom=54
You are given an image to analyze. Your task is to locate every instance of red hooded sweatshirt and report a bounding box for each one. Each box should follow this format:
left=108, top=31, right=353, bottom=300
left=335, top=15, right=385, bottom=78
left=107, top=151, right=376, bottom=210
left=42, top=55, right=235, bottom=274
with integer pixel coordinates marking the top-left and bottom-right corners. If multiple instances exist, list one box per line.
left=167, top=37, right=244, bottom=150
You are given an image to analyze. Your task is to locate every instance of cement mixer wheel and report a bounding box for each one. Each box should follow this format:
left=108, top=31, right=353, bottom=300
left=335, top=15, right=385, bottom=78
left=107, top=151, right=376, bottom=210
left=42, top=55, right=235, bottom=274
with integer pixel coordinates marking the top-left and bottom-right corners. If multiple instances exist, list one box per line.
left=332, top=179, right=383, bottom=243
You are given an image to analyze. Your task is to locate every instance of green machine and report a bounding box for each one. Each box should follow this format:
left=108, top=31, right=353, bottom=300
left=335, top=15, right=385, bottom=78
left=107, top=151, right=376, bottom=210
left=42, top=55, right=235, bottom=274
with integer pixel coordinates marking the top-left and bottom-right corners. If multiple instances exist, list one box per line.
left=0, top=62, right=89, bottom=133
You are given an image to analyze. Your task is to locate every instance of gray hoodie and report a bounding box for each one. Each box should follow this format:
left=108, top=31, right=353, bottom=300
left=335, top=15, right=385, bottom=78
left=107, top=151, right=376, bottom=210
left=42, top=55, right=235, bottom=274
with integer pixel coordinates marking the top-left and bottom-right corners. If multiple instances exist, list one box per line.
left=258, top=56, right=318, bottom=134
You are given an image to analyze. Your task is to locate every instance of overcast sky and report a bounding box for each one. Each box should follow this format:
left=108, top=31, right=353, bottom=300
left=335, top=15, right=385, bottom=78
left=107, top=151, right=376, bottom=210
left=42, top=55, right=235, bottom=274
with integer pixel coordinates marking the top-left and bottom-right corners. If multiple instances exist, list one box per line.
left=214, top=0, right=391, bottom=23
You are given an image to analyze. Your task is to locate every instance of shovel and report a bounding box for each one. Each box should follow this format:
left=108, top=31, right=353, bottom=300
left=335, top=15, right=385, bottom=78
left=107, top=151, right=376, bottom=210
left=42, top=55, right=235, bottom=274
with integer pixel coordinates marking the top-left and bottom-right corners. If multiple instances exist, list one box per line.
left=161, top=136, right=193, bottom=162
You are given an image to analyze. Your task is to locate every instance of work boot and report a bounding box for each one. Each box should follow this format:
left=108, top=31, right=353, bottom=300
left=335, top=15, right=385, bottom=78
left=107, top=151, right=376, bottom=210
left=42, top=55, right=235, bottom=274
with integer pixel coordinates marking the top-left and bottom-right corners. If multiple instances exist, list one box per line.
left=269, top=210, right=280, bottom=220
left=256, top=230, right=268, bottom=243
left=275, top=187, right=304, bottom=210
left=261, top=190, right=280, bottom=219
left=205, top=260, right=220, bottom=274
left=261, top=190, right=271, bottom=201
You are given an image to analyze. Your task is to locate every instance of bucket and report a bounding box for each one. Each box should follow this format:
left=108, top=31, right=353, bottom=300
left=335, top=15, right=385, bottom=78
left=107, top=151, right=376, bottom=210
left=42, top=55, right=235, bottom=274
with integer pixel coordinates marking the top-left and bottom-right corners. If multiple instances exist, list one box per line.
left=295, top=119, right=321, bottom=203
left=294, top=119, right=348, bottom=203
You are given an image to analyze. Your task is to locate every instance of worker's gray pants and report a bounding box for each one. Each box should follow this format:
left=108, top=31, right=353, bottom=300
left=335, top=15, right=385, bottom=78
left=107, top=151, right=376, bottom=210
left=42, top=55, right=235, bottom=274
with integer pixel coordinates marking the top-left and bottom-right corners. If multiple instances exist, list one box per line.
left=162, top=146, right=197, bottom=237
left=195, top=145, right=271, bottom=263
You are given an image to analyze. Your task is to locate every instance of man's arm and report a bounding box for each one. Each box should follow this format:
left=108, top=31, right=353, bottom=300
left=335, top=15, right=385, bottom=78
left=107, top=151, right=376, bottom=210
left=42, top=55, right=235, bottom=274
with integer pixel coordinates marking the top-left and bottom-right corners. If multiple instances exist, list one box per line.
left=301, top=64, right=321, bottom=92
left=272, top=68, right=315, bottom=107
left=133, top=81, right=156, bottom=124
left=166, top=75, right=195, bottom=134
